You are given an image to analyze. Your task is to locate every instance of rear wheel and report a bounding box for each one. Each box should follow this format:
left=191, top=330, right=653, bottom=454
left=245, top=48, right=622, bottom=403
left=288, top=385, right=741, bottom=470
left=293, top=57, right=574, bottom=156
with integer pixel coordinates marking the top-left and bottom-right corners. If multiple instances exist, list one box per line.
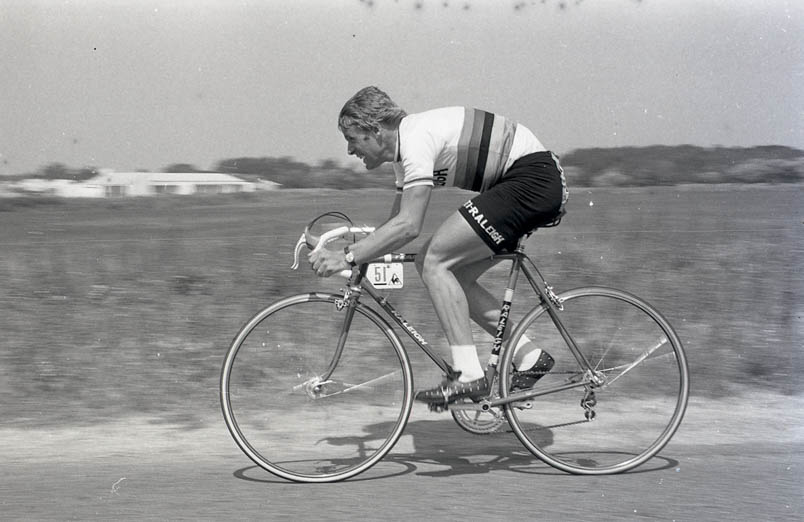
left=220, top=293, right=413, bottom=483
left=500, top=287, right=689, bottom=474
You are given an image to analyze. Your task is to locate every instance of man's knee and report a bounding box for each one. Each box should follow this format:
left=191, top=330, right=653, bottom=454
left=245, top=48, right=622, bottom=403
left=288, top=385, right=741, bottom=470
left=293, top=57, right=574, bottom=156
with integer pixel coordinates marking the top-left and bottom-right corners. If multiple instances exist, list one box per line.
left=418, top=248, right=451, bottom=287
left=414, top=250, right=425, bottom=276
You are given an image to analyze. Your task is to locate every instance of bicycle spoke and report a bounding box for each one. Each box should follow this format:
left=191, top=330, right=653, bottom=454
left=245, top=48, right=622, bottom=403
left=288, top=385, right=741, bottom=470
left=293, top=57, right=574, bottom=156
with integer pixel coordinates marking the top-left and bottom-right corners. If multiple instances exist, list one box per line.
left=599, top=337, right=672, bottom=386
left=221, top=294, right=412, bottom=483
left=592, top=308, right=646, bottom=372
left=502, top=288, right=688, bottom=474
left=313, top=370, right=403, bottom=398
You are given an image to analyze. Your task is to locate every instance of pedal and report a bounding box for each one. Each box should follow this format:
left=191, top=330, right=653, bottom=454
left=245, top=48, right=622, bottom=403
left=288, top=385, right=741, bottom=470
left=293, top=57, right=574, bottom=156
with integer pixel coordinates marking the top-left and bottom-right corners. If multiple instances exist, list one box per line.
left=427, top=402, right=449, bottom=413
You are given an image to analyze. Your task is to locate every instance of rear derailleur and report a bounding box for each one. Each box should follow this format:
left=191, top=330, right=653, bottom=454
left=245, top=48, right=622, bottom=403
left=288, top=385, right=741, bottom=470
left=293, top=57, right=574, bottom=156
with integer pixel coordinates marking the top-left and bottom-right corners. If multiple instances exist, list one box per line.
left=581, top=388, right=597, bottom=420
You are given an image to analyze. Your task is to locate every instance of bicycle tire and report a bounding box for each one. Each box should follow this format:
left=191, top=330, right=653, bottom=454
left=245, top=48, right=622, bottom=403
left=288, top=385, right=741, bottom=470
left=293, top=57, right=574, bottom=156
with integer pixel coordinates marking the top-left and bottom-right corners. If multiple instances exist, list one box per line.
left=499, top=286, right=689, bottom=474
left=220, top=293, right=414, bottom=483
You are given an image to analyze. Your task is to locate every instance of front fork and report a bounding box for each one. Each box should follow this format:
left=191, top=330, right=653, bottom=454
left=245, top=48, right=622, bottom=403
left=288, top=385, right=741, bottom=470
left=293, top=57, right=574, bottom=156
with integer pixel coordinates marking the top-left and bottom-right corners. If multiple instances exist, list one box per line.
left=317, top=267, right=367, bottom=385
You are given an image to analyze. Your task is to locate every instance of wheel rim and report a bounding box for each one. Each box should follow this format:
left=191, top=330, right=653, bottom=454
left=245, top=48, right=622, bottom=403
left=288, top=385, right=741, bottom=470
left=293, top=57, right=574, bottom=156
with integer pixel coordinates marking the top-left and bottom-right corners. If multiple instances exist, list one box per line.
left=221, top=294, right=413, bottom=482
left=501, top=287, right=689, bottom=474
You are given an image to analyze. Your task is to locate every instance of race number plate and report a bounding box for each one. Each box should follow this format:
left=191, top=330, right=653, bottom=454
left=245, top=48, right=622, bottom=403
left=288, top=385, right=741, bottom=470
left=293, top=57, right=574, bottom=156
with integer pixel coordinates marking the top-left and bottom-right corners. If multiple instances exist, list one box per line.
left=367, top=263, right=404, bottom=289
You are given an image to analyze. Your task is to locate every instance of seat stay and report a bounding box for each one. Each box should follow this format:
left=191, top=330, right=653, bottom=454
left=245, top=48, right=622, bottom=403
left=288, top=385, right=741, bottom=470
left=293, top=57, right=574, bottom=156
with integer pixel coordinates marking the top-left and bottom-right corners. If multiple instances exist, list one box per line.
left=518, top=259, right=598, bottom=375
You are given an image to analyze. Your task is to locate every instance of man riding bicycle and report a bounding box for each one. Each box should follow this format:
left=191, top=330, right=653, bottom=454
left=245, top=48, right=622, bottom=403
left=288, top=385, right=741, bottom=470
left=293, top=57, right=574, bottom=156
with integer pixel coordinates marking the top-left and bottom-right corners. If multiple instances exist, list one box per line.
left=309, top=86, right=568, bottom=405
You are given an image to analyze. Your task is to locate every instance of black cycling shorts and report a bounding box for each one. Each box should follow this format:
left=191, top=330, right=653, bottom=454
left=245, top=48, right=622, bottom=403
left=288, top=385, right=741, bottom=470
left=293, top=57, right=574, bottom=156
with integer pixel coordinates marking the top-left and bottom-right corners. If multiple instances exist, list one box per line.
left=458, top=151, right=567, bottom=253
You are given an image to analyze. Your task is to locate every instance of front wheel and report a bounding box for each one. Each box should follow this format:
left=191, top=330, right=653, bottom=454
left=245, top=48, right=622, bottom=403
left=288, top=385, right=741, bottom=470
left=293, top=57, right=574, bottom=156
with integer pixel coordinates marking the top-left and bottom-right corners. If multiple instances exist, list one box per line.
left=500, top=287, right=689, bottom=474
left=220, top=293, right=414, bottom=483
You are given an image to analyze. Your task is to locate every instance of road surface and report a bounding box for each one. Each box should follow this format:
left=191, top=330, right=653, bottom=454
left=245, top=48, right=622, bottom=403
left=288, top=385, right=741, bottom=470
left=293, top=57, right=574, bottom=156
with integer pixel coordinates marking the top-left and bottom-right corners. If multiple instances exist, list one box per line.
left=2, top=393, right=801, bottom=521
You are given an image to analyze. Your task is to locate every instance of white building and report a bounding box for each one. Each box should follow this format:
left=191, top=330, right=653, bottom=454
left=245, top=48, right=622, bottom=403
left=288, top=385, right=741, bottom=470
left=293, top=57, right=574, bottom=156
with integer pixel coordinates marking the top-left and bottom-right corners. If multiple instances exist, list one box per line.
left=8, top=170, right=279, bottom=198
left=12, top=178, right=100, bottom=197
left=87, top=171, right=265, bottom=197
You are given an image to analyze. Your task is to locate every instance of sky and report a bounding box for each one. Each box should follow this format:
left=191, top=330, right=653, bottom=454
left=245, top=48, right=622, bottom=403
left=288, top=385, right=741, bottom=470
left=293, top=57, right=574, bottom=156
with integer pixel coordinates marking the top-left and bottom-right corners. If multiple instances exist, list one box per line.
left=0, top=0, right=802, bottom=175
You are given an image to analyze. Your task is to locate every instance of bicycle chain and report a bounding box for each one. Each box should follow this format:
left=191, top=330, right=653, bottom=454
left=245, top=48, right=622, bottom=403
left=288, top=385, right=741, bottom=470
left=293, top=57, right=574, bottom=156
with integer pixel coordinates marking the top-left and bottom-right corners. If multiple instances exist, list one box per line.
left=455, top=409, right=591, bottom=437
left=444, top=372, right=595, bottom=436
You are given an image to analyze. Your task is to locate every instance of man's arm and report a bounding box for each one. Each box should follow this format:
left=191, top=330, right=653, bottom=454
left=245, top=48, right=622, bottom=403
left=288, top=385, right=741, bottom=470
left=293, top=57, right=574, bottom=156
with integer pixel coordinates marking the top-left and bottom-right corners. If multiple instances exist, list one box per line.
left=389, top=190, right=402, bottom=220
left=376, top=190, right=402, bottom=228
left=347, top=185, right=431, bottom=263
left=308, top=185, right=431, bottom=277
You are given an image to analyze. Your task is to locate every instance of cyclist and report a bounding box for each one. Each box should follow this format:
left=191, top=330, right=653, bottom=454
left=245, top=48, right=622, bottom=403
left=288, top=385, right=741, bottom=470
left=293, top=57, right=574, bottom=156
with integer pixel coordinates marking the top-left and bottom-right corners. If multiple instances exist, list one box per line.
left=309, top=86, right=568, bottom=405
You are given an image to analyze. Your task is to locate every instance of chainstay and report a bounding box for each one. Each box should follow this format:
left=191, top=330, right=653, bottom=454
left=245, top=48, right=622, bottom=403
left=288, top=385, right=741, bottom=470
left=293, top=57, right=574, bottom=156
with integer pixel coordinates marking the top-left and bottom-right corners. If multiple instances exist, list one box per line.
left=447, top=400, right=591, bottom=437
left=443, top=369, right=590, bottom=435
left=450, top=409, right=591, bottom=436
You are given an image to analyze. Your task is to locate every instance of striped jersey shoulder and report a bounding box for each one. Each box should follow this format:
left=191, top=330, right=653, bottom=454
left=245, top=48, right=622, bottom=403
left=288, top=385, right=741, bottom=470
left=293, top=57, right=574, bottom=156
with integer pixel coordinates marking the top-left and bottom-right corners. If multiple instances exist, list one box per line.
left=393, top=106, right=519, bottom=193
left=454, top=107, right=517, bottom=192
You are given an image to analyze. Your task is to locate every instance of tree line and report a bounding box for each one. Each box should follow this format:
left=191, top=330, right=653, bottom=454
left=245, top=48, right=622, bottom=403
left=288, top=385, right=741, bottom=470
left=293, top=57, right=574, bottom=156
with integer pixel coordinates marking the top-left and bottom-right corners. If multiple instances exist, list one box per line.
left=560, top=145, right=804, bottom=186
left=14, top=145, right=804, bottom=188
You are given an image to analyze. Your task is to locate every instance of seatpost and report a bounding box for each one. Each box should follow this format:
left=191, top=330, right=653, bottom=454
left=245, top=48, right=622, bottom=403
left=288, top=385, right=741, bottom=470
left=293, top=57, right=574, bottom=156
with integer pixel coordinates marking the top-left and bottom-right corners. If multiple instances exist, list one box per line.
left=513, top=234, right=529, bottom=254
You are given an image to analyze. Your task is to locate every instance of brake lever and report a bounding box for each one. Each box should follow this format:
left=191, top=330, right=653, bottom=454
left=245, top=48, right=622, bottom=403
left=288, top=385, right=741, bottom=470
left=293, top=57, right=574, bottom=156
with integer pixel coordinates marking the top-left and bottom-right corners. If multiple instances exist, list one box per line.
left=290, top=233, right=307, bottom=270
left=290, top=225, right=375, bottom=270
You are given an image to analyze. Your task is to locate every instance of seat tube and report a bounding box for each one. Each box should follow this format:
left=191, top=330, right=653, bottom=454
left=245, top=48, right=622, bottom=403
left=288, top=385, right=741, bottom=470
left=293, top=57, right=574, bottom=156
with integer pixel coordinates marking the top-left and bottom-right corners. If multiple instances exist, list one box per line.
left=488, top=253, right=522, bottom=368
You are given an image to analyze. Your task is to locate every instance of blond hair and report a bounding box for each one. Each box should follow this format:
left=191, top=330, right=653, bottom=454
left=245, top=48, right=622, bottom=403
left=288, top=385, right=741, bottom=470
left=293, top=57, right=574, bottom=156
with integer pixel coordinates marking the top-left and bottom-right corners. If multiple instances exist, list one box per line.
left=338, top=86, right=407, bottom=133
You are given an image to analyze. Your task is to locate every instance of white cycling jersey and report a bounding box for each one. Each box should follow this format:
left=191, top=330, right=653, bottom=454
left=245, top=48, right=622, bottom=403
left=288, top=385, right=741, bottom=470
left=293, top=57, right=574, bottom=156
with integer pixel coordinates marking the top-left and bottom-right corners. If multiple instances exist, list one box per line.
left=392, top=106, right=546, bottom=193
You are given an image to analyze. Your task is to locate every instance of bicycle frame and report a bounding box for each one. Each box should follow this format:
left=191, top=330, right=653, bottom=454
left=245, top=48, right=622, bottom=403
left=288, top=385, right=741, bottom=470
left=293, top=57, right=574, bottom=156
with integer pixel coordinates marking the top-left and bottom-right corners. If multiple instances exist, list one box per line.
left=224, top=219, right=689, bottom=481
left=322, top=241, right=603, bottom=408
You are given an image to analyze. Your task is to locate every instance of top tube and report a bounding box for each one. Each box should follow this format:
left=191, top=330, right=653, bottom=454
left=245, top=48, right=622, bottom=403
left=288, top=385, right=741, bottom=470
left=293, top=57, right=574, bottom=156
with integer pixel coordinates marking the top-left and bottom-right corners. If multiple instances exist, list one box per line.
left=365, top=253, right=417, bottom=264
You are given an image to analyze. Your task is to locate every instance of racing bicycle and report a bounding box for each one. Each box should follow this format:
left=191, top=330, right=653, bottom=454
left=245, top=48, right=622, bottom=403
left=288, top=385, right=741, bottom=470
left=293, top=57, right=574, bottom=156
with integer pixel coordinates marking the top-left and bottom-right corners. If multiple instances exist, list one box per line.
left=220, top=213, right=689, bottom=483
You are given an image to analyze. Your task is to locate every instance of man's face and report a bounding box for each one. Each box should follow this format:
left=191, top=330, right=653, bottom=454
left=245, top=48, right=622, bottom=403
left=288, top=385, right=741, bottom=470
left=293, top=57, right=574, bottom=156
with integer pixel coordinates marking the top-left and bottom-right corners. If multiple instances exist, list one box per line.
left=342, top=127, right=384, bottom=170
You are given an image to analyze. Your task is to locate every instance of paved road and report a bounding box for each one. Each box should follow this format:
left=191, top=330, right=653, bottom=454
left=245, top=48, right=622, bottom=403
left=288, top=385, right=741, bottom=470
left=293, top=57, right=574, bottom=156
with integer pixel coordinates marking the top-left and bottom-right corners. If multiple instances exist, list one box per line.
left=2, top=393, right=801, bottom=521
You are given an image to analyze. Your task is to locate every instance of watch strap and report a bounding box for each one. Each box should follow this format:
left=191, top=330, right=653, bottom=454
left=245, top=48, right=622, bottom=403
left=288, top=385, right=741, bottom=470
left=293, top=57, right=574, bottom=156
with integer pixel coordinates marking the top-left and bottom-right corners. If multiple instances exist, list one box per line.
left=343, top=246, right=357, bottom=267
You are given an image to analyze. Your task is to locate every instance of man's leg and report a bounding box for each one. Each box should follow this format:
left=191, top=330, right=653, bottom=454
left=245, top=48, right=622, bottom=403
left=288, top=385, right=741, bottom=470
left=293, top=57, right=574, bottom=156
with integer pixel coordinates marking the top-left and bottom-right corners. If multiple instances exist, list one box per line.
left=453, top=259, right=501, bottom=336
left=416, top=211, right=495, bottom=382
left=416, top=242, right=500, bottom=335
left=454, top=260, right=545, bottom=370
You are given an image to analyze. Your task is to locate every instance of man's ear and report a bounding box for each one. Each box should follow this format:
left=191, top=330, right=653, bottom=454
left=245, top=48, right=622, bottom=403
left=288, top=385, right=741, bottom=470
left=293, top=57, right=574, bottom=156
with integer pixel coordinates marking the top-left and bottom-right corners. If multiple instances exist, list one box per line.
left=376, top=126, right=391, bottom=145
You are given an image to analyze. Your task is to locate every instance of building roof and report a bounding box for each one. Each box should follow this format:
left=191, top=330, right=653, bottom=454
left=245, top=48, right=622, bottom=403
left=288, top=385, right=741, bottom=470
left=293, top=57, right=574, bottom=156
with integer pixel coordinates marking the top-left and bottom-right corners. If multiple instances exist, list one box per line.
left=89, top=171, right=251, bottom=185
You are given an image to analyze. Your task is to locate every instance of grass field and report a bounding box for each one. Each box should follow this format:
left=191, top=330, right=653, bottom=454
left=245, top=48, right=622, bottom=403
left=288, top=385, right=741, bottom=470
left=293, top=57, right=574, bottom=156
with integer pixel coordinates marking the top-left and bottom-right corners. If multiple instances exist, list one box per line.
left=1, top=184, right=801, bottom=429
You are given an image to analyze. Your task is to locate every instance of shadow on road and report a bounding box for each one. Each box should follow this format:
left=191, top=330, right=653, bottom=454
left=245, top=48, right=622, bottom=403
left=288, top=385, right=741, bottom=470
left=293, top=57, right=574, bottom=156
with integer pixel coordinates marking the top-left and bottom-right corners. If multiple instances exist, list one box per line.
left=230, top=418, right=680, bottom=483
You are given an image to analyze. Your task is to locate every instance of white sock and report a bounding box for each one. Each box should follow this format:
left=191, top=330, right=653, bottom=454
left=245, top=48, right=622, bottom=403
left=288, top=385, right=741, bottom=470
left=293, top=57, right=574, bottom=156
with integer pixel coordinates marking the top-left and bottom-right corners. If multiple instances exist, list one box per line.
left=450, top=345, right=485, bottom=382
left=512, top=335, right=543, bottom=371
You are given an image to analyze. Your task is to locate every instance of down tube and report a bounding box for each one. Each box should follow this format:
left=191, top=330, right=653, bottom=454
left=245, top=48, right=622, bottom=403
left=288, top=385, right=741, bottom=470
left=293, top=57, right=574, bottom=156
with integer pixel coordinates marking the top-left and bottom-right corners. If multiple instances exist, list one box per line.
left=361, top=282, right=452, bottom=375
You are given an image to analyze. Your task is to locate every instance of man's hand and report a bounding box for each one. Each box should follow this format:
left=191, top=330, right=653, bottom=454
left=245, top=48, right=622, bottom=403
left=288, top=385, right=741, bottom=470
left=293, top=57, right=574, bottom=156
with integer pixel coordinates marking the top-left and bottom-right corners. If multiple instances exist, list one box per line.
left=308, top=248, right=349, bottom=278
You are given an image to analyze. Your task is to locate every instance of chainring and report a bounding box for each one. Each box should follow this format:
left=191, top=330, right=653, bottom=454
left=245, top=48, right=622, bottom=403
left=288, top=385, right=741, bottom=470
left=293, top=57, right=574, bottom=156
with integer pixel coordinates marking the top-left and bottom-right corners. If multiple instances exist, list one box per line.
left=450, top=399, right=506, bottom=434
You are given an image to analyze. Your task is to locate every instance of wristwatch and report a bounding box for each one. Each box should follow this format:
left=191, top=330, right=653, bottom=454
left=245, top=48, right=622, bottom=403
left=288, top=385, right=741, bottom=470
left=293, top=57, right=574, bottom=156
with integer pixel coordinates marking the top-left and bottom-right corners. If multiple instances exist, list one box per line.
left=343, top=247, right=357, bottom=267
